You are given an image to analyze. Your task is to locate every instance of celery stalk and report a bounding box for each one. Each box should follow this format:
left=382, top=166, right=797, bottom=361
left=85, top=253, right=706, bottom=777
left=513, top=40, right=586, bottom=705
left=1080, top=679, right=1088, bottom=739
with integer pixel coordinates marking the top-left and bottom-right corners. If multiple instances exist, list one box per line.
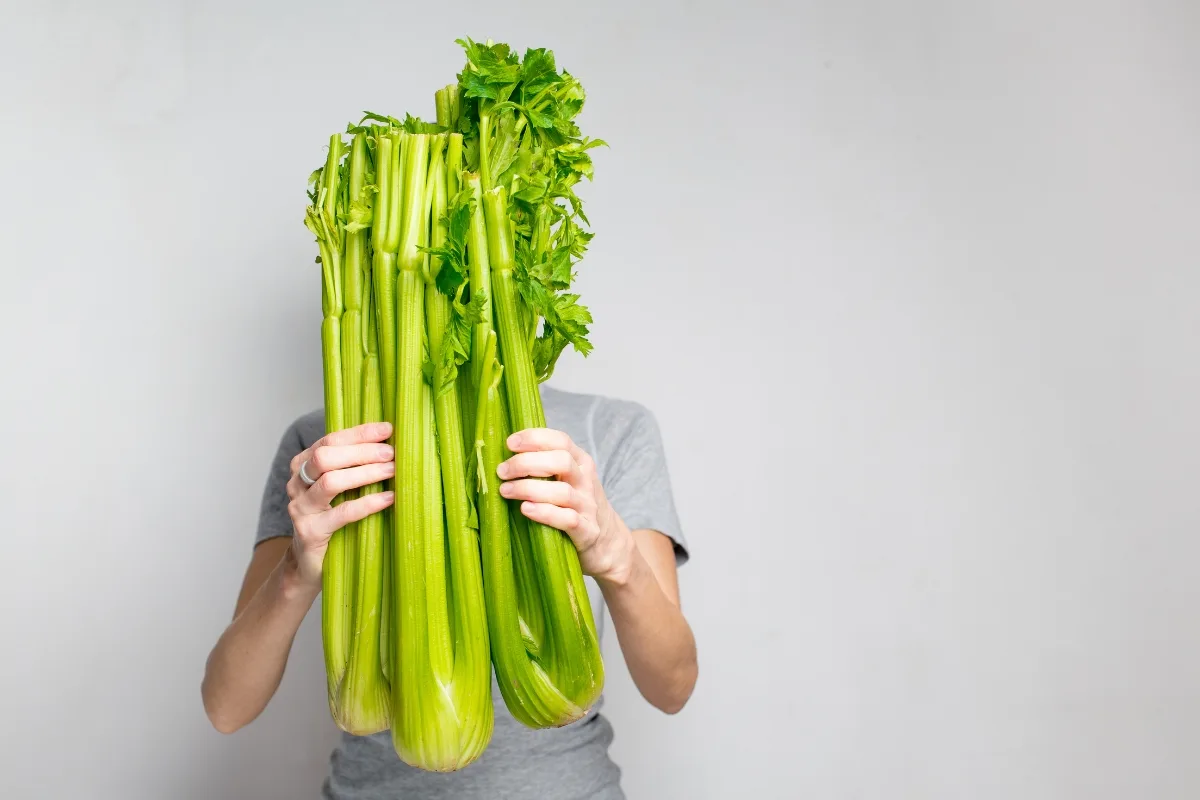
left=478, top=187, right=603, bottom=722
left=390, top=133, right=492, bottom=771
left=307, top=134, right=352, bottom=719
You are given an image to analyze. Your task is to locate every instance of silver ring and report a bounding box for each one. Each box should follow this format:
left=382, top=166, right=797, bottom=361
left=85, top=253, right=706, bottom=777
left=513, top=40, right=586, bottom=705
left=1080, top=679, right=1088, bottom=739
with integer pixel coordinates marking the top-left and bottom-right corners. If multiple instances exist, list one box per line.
left=299, top=460, right=317, bottom=486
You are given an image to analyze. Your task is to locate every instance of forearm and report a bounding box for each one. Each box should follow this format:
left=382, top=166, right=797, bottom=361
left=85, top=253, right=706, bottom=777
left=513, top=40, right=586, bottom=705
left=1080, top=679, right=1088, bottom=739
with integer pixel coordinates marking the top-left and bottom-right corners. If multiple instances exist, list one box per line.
left=202, top=547, right=319, bottom=733
left=599, top=537, right=698, bottom=714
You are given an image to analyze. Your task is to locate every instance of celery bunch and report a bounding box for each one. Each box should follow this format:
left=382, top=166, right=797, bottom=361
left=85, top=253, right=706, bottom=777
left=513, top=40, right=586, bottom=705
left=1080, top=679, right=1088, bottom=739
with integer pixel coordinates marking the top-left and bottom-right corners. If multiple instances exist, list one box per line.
left=303, top=38, right=604, bottom=771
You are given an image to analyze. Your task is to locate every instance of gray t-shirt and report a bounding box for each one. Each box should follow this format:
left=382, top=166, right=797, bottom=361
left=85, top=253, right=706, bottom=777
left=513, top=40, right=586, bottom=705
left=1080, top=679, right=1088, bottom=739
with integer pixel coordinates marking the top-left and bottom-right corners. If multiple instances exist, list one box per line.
left=255, top=385, right=689, bottom=800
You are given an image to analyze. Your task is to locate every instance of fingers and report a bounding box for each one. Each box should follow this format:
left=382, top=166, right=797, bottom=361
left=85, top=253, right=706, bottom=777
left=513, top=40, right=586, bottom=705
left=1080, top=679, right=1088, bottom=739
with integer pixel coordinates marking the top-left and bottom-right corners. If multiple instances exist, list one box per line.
left=287, top=426, right=394, bottom=501
left=292, top=490, right=395, bottom=543
left=289, top=422, right=392, bottom=473
left=507, top=428, right=593, bottom=469
left=498, top=450, right=585, bottom=487
left=309, top=441, right=394, bottom=478
left=324, top=490, right=396, bottom=533
left=516, top=501, right=598, bottom=544
left=294, top=461, right=395, bottom=513
left=500, top=478, right=588, bottom=513
left=318, top=421, right=394, bottom=448
left=501, top=478, right=572, bottom=505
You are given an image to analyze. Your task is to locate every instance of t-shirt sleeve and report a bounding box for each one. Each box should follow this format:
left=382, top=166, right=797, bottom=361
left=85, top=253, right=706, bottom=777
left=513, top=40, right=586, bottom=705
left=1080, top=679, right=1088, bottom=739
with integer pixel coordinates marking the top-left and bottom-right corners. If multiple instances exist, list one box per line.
left=254, top=419, right=306, bottom=548
left=591, top=399, right=689, bottom=566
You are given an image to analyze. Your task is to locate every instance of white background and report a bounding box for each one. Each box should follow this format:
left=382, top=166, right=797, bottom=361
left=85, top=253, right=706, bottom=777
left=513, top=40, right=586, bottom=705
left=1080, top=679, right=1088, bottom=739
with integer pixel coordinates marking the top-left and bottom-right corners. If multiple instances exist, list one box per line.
left=2, top=1, right=1198, bottom=798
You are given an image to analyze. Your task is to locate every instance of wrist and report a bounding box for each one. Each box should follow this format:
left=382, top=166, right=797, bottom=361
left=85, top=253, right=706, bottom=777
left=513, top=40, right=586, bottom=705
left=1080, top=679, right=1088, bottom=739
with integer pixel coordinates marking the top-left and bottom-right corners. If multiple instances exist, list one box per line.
left=594, top=516, right=640, bottom=589
left=279, top=545, right=322, bottom=603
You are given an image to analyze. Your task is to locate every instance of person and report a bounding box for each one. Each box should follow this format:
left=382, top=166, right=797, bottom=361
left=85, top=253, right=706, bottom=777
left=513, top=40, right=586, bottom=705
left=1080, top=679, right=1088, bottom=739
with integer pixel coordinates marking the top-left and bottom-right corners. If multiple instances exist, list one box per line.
left=201, top=385, right=698, bottom=799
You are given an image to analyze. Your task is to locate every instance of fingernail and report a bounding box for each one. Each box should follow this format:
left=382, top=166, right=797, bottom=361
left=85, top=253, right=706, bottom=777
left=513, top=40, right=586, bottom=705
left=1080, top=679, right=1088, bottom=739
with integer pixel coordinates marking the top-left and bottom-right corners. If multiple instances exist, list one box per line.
left=383, top=461, right=395, bottom=474
left=507, top=433, right=521, bottom=449
left=499, top=482, right=512, bottom=496
left=496, top=463, right=508, bottom=479
left=381, top=444, right=395, bottom=459
left=381, top=491, right=395, bottom=501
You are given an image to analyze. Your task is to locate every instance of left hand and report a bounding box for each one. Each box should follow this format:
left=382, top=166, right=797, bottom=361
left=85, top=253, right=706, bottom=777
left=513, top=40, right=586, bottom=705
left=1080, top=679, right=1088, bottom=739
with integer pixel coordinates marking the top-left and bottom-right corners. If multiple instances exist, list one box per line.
left=498, top=428, right=636, bottom=585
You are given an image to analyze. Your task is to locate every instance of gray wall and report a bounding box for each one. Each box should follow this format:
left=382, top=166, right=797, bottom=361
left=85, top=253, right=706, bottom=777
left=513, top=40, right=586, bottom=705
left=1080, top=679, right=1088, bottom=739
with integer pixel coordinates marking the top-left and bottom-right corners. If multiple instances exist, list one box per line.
left=2, top=1, right=1198, bottom=798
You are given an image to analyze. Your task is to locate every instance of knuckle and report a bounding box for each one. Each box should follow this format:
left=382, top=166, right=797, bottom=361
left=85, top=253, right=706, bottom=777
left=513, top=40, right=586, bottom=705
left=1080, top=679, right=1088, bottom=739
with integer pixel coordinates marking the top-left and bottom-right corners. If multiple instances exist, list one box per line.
left=326, top=505, right=348, bottom=527
left=309, top=446, right=329, bottom=471
left=316, top=472, right=338, bottom=494
left=331, top=503, right=354, bottom=527
left=565, top=484, right=583, bottom=508
left=286, top=499, right=303, bottom=521
left=292, top=517, right=313, bottom=541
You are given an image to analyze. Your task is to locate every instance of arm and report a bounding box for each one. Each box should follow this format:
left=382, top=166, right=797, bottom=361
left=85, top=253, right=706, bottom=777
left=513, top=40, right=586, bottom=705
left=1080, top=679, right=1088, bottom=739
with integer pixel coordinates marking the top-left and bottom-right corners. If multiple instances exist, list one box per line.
left=499, top=429, right=698, bottom=714
left=201, top=422, right=395, bottom=733
left=202, top=539, right=319, bottom=733
left=597, top=524, right=697, bottom=714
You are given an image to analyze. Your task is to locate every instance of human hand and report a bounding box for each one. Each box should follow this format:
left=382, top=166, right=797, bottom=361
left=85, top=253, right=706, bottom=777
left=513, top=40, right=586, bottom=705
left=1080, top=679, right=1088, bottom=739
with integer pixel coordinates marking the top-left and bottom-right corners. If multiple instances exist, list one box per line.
left=498, top=428, right=636, bottom=585
left=285, top=422, right=396, bottom=589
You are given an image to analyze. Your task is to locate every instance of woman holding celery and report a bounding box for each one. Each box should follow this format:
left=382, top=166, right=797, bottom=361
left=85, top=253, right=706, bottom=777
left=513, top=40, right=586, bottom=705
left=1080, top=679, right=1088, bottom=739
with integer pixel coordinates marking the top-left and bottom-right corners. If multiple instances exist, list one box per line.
left=200, top=40, right=697, bottom=799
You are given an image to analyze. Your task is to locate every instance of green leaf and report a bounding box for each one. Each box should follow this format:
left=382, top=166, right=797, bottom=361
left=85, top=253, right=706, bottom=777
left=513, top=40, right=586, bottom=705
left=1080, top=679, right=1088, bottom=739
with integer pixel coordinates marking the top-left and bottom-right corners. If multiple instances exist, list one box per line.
left=488, top=114, right=524, bottom=180
left=461, top=288, right=487, bottom=325
left=568, top=193, right=590, bottom=226
left=532, top=328, right=570, bottom=382
left=549, top=247, right=573, bottom=289
left=457, top=38, right=521, bottom=102
left=564, top=222, right=594, bottom=260
left=431, top=286, right=487, bottom=397
left=462, top=70, right=500, bottom=100
left=402, top=112, right=445, bottom=134
left=430, top=249, right=466, bottom=296
left=520, top=48, right=558, bottom=93
left=526, top=105, right=556, bottom=129
left=462, top=136, right=481, bottom=172
left=344, top=200, right=373, bottom=232
left=513, top=258, right=554, bottom=321
left=446, top=194, right=472, bottom=242
left=360, top=111, right=401, bottom=127
left=553, top=115, right=581, bottom=138
left=553, top=293, right=593, bottom=351
left=513, top=179, right=548, bottom=203
left=560, top=97, right=584, bottom=119
left=425, top=190, right=475, bottom=296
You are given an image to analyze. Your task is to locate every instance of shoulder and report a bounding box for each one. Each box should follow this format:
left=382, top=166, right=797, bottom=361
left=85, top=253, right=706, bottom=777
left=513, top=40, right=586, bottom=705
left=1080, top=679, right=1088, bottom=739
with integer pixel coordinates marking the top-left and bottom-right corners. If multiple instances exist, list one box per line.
left=279, top=408, right=326, bottom=453
left=541, top=385, right=659, bottom=440
left=541, top=386, right=664, bottom=477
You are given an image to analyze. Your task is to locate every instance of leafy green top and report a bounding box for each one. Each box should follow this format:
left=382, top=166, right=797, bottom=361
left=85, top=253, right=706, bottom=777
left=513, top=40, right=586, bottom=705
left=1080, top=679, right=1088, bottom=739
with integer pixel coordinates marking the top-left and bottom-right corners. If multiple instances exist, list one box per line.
left=455, top=38, right=604, bottom=381
left=304, top=39, right=604, bottom=381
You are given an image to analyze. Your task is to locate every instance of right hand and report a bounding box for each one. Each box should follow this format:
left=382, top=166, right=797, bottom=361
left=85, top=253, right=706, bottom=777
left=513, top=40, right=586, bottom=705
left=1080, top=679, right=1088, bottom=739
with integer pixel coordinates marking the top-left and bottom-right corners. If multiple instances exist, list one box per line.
left=286, top=421, right=396, bottom=589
